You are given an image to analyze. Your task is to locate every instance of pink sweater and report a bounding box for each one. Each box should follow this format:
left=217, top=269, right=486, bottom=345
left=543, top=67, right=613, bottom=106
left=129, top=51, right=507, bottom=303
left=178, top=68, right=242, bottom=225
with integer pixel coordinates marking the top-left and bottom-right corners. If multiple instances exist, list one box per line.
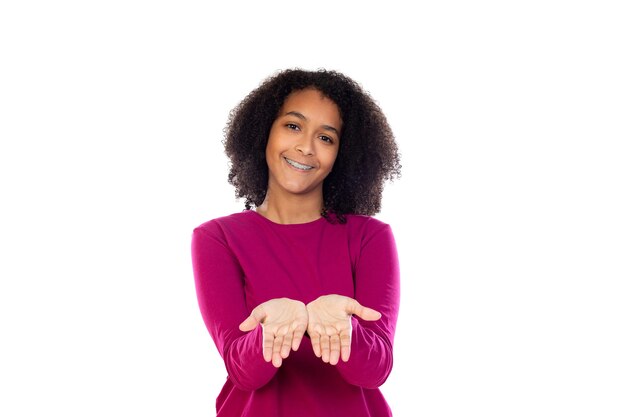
left=191, top=210, right=400, bottom=417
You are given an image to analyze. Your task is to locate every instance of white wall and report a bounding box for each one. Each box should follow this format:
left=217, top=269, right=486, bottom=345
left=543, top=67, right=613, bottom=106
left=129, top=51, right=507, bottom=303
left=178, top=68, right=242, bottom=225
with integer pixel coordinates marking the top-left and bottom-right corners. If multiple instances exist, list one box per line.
left=1, top=1, right=624, bottom=416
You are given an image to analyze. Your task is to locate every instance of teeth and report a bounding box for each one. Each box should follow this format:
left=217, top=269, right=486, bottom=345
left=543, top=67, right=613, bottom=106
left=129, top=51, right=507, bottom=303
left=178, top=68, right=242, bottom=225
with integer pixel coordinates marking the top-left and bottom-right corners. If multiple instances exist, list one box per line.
left=285, top=157, right=313, bottom=170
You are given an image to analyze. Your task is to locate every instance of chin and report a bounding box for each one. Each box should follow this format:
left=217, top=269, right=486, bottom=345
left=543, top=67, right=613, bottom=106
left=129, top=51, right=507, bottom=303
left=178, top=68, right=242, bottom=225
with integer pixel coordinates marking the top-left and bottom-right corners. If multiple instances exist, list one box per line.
left=284, top=187, right=313, bottom=195
left=281, top=183, right=319, bottom=195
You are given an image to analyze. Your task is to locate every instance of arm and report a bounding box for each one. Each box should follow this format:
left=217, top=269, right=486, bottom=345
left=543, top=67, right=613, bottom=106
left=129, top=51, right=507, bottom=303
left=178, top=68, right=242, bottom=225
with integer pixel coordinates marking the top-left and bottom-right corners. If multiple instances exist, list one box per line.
left=334, top=223, right=400, bottom=389
left=191, top=224, right=278, bottom=391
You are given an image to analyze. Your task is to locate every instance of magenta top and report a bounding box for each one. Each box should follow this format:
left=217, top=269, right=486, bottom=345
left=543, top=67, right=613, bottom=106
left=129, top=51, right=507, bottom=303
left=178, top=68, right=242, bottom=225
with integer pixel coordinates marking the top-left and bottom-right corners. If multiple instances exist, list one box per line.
left=191, top=210, right=400, bottom=417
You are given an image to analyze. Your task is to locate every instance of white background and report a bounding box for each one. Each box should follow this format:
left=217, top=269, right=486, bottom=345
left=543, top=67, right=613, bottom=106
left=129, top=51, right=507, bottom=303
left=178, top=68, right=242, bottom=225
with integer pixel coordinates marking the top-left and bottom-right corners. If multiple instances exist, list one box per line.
left=1, top=1, right=625, bottom=416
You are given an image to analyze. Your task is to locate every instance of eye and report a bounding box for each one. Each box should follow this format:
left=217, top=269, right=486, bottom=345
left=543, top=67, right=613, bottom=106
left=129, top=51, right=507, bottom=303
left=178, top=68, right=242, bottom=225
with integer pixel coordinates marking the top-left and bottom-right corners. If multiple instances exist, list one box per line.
left=319, top=135, right=334, bottom=144
left=285, top=123, right=300, bottom=131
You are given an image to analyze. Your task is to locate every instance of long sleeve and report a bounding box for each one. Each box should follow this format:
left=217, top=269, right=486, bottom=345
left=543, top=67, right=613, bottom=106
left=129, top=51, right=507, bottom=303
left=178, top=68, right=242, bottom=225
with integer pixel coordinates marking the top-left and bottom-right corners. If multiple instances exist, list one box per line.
left=335, top=223, right=400, bottom=388
left=191, top=223, right=278, bottom=391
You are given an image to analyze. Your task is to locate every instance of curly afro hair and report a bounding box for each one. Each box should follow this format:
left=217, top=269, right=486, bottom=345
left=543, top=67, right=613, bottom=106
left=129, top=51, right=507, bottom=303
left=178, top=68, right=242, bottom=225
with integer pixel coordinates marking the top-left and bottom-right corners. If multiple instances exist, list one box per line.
left=223, top=68, right=401, bottom=223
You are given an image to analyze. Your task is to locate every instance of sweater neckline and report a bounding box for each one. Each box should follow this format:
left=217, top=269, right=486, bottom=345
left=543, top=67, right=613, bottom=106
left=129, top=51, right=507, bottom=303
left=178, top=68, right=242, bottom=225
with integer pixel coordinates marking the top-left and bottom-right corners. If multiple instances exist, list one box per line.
left=247, top=210, right=327, bottom=227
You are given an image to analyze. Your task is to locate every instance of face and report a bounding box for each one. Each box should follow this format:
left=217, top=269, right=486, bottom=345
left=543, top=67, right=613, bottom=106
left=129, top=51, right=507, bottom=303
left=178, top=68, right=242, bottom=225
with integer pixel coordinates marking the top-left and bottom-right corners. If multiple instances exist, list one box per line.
left=265, top=88, right=342, bottom=199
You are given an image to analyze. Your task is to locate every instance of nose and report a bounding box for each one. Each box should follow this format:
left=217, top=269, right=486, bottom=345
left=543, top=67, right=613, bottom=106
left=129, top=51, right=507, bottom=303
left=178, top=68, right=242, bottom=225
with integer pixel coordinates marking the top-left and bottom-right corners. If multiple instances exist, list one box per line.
left=295, top=134, right=315, bottom=156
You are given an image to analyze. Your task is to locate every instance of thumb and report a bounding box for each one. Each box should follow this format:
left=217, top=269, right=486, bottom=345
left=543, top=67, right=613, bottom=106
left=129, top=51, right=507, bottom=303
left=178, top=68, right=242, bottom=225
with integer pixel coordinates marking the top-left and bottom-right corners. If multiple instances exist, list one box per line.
left=346, top=299, right=382, bottom=322
left=238, top=315, right=259, bottom=332
left=238, top=306, right=266, bottom=332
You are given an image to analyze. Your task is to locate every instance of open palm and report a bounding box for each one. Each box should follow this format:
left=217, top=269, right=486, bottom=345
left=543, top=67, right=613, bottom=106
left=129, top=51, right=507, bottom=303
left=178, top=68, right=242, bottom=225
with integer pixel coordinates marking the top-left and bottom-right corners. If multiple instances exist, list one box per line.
left=306, top=295, right=381, bottom=365
left=239, top=298, right=308, bottom=368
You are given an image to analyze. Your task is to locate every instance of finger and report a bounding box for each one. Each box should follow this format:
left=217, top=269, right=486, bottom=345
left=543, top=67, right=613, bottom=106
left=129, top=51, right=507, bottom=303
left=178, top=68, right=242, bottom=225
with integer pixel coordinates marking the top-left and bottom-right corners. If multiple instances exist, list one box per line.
left=281, top=332, right=293, bottom=358
left=239, top=315, right=259, bottom=332
left=239, top=305, right=266, bottom=331
left=291, top=327, right=305, bottom=352
left=273, top=334, right=284, bottom=357
left=272, top=354, right=283, bottom=368
left=346, top=299, right=381, bottom=321
left=329, top=334, right=341, bottom=365
left=262, top=329, right=274, bottom=362
left=309, top=329, right=321, bottom=357
left=320, top=334, right=330, bottom=363
left=340, top=329, right=352, bottom=362
left=272, top=335, right=284, bottom=368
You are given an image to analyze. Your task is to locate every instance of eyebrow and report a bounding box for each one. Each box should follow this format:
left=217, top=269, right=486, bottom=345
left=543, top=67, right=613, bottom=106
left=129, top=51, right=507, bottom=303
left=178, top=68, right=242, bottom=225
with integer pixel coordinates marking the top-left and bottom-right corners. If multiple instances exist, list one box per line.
left=284, top=111, right=340, bottom=136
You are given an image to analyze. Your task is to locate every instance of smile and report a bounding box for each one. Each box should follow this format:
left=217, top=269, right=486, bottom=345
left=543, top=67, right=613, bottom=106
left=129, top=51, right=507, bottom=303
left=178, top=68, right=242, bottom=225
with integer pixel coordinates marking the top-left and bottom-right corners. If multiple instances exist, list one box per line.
left=284, top=157, right=314, bottom=171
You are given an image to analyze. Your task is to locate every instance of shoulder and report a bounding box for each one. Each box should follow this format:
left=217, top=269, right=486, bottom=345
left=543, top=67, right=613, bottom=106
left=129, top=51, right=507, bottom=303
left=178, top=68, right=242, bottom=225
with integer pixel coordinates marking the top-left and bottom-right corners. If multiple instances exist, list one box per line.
left=341, top=215, right=398, bottom=268
left=344, top=214, right=395, bottom=244
left=193, top=211, right=257, bottom=241
left=344, top=214, right=392, bottom=233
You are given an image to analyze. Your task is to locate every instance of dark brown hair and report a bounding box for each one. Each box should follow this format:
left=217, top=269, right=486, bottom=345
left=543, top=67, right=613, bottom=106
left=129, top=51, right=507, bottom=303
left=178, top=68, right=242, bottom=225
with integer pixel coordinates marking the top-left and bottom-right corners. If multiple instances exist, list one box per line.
left=223, top=69, right=401, bottom=223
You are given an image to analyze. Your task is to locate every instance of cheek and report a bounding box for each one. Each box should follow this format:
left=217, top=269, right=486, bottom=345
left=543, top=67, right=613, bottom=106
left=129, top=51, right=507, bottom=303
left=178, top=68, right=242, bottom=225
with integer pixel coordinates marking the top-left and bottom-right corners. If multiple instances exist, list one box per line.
left=325, top=149, right=340, bottom=169
left=264, top=145, right=271, bottom=166
left=265, top=134, right=279, bottom=159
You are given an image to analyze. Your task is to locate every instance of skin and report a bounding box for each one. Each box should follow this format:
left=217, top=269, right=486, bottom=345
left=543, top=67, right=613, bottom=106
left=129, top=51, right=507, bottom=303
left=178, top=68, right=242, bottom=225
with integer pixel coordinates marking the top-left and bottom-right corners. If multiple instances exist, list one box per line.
left=239, top=298, right=308, bottom=368
left=239, top=89, right=382, bottom=367
left=306, top=295, right=381, bottom=365
left=257, top=88, right=342, bottom=224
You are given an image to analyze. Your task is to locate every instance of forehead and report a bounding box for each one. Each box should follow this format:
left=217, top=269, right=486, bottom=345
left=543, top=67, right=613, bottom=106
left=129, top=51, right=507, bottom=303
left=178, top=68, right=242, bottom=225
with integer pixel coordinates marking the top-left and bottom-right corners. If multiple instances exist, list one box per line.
left=279, top=89, right=342, bottom=125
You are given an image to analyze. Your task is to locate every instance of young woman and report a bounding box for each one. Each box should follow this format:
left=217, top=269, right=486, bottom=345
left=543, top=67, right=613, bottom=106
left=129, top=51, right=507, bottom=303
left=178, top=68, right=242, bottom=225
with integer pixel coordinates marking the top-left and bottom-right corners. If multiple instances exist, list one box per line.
left=191, top=69, right=401, bottom=416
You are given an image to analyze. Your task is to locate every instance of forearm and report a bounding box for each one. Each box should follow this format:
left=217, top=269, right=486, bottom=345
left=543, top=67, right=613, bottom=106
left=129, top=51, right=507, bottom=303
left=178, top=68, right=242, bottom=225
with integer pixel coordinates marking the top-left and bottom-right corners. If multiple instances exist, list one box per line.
left=334, top=221, right=399, bottom=388
left=192, top=225, right=277, bottom=391
left=335, top=317, right=394, bottom=389
left=221, top=326, right=278, bottom=391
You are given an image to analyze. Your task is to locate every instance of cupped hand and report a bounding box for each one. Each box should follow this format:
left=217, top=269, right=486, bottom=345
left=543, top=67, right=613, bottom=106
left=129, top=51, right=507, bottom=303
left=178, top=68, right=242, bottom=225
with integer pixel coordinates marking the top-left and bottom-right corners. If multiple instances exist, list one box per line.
left=239, top=298, right=308, bottom=368
left=306, top=295, right=381, bottom=365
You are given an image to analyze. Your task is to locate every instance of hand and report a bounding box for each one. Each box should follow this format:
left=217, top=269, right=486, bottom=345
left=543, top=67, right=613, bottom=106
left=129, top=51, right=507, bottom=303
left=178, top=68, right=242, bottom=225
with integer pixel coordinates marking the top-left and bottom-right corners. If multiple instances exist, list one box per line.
left=239, top=298, right=308, bottom=368
left=306, top=295, right=381, bottom=365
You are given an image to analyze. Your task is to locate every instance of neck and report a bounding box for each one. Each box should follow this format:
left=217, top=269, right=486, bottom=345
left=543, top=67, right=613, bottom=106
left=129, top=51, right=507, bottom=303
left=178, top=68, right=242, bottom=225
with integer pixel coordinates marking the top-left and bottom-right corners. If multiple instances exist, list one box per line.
left=256, top=189, right=324, bottom=225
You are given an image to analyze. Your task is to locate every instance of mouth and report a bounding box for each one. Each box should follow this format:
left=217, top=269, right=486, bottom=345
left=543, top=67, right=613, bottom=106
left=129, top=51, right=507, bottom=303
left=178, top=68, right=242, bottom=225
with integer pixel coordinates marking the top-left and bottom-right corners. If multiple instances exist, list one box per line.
left=284, top=157, right=314, bottom=171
